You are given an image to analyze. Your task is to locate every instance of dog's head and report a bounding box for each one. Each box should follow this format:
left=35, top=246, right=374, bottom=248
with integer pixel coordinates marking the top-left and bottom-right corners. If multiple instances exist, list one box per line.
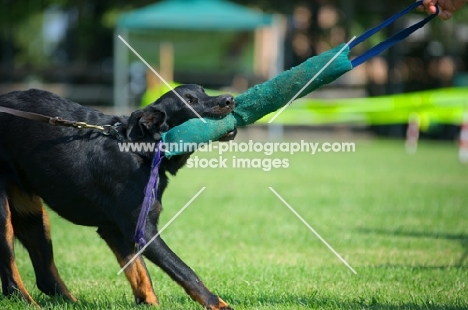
left=125, top=84, right=235, bottom=141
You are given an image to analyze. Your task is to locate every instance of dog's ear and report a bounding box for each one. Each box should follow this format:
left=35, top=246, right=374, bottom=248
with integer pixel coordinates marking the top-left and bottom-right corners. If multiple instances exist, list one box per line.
left=126, top=107, right=168, bottom=141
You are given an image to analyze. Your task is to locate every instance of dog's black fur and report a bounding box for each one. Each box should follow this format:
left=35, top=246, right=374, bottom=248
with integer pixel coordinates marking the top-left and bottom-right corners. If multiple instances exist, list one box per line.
left=0, top=85, right=235, bottom=309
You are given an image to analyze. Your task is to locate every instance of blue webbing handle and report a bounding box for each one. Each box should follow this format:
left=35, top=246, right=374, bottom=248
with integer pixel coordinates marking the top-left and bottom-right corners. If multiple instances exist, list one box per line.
left=350, top=1, right=439, bottom=68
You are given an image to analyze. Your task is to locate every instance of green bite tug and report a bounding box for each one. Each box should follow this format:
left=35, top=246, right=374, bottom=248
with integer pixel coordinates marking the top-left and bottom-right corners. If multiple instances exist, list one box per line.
left=162, top=44, right=353, bottom=156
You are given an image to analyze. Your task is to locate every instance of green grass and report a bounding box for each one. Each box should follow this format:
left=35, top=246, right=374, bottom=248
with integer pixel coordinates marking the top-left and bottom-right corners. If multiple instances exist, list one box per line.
left=3, top=139, right=467, bottom=309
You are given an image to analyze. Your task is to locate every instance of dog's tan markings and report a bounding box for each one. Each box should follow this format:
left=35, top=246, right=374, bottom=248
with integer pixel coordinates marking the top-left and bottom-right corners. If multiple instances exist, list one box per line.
left=116, top=254, right=158, bottom=305
left=7, top=185, right=42, bottom=215
left=2, top=199, right=38, bottom=307
left=39, top=208, right=77, bottom=302
left=216, top=298, right=231, bottom=309
left=181, top=283, right=232, bottom=310
left=98, top=228, right=158, bottom=304
left=153, top=201, right=162, bottom=215
left=207, top=297, right=232, bottom=310
left=7, top=194, right=76, bottom=302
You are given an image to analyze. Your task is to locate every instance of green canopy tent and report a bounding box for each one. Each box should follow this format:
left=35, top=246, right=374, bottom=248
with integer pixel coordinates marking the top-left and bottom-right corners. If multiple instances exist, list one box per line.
left=114, top=0, right=284, bottom=110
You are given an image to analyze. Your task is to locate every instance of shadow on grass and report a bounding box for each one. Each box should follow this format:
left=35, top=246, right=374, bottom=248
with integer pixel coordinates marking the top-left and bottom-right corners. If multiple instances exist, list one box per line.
left=2, top=291, right=459, bottom=309
left=31, top=294, right=140, bottom=310
left=358, top=227, right=468, bottom=266
left=164, top=293, right=468, bottom=310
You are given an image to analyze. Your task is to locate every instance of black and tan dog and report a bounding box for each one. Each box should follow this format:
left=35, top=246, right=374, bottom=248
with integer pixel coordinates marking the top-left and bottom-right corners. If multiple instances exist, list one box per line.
left=0, top=85, right=235, bottom=309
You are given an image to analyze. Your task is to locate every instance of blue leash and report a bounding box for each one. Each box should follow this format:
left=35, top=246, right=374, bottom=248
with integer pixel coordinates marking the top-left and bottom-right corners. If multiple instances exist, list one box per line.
left=133, top=141, right=164, bottom=250
left=350, top=0, right=439, bottom=68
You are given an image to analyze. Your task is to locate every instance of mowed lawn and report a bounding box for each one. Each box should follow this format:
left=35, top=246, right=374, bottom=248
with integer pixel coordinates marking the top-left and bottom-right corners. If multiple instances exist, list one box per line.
left=3, top=139, right=467, bottom=309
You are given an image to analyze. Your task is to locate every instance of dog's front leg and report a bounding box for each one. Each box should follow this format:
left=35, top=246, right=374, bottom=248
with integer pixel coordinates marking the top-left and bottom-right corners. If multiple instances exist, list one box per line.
left=97, top=226, right=159, bottom=305
left=142, top=224, right=232, bottom=310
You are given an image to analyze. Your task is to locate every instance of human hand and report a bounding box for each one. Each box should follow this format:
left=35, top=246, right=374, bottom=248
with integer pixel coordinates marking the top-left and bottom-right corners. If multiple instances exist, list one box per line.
left=417, top=0, right=467, bottom=19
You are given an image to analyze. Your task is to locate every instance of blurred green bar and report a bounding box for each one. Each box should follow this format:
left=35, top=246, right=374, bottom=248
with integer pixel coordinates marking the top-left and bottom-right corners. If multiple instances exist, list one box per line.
left=257, top=87, right=468, bottom=130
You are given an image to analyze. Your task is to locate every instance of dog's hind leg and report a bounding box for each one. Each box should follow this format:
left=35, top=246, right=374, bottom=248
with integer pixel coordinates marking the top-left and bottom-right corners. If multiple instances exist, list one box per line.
left=97, top=226, right=159, bottom=305
left=7, top=186, right=77, bottom=302
left=0, top=189, right=38, bottom=306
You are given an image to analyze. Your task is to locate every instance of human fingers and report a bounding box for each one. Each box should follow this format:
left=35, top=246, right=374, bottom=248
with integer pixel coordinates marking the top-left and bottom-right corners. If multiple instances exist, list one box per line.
left=416, top=0, right=438, bottom=14
left=438, top=9, right=453, bottom=19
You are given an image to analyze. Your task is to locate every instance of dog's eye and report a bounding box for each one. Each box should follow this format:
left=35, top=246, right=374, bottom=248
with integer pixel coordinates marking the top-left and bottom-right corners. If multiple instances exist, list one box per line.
left=185, top=94, right=197, bottom=104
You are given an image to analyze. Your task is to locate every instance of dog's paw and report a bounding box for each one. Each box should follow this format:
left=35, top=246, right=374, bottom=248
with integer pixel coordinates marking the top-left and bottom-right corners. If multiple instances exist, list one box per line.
left=135, top=295, right=159, bottom=306
left=206, top=297, right=233, bottom=310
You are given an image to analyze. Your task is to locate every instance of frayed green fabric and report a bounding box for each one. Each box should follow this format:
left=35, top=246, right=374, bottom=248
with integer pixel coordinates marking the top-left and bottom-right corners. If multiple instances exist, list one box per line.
left=162, top=44, right=352, bottom=156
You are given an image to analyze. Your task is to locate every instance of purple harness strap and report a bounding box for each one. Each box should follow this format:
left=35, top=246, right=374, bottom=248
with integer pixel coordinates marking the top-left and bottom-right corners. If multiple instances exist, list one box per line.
left=133, top=141, right=164, bottom=250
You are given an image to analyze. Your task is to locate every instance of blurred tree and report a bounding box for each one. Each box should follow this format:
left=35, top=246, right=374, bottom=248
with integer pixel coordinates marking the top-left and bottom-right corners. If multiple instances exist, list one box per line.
left=0, top=0, right=466, bottom=83
left=0, top=0, right=155, bottom=69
